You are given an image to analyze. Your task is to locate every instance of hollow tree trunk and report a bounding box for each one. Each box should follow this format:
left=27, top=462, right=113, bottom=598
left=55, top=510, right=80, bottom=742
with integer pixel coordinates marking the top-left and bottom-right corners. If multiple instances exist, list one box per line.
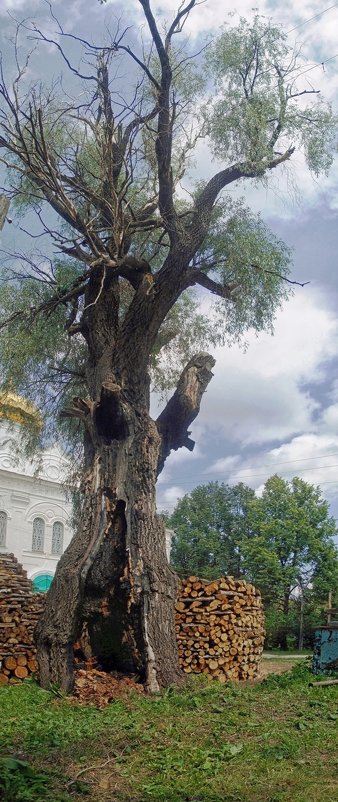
left=35, top=267, right=215, bottom=694
left=36, top=350, right=215, bottom=692
left=36, top=390, right=180, bottom=692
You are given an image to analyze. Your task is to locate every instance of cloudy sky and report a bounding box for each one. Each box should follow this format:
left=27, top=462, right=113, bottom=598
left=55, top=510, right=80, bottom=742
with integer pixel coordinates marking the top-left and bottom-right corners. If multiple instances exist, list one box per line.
left=1, top=0, right=338, bottom=518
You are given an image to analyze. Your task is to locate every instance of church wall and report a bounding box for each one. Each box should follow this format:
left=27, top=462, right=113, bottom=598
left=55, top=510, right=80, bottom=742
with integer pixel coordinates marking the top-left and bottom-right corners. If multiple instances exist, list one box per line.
left=0, top=421, right=73, bottom=583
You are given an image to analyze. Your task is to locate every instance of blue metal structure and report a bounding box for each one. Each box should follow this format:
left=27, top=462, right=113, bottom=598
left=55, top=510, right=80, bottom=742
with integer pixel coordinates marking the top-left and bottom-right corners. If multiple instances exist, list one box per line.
left=312, top=626, right=338, bottom=674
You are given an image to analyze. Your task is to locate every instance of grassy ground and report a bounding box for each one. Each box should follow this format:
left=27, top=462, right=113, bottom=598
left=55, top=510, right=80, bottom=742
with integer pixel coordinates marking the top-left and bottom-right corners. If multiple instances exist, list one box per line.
left=0, top=662, right=337, bottom=802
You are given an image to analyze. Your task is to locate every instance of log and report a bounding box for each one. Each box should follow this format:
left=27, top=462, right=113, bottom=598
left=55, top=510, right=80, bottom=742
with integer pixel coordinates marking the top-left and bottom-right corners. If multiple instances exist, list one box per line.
left=4, top=656, right=17, bottom=670
left=14, top=665, right=29, bottom=679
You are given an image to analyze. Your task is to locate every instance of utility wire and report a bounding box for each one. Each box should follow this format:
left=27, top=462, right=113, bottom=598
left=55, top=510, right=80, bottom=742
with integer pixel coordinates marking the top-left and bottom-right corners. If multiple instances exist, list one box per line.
left=209, top=462, right=338, bottom=482
left=158, top=471, right=338, bottom=511
left=159, top=465, right=338, bottom=486
left=253, top=47, right=338, bottom=91
left=160, top=474, right=338, bottom=510
left=158, top=452, right=338, bottom=486
left=296, top=52, right=338, bottom=80
left=235, top=5, right=338, bottom=93
left=286, top=4, right=338, bottom=34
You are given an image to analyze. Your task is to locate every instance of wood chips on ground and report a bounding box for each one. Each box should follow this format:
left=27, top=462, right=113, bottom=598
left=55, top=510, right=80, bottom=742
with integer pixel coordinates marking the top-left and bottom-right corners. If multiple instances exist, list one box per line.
left=72, top=667, right=144, bottom=707
left=70, top=655, right=301, bottom=707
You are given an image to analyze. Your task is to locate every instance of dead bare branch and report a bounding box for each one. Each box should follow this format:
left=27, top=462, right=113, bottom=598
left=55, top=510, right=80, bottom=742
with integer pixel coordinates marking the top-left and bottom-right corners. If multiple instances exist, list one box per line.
left=191, top=271, right=235, bottom=299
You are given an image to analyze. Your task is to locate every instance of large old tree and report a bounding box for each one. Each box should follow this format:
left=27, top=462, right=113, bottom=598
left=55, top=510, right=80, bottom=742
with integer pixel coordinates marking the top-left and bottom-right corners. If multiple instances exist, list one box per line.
left=0, top=2, right=335, bottom=691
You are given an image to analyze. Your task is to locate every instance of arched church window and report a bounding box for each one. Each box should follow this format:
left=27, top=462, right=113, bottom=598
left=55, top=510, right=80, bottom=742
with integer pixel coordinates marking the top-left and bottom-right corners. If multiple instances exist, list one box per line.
left=32, top=573, right=53, bottom=592
left=52, top=521, right=64, bottom=555
left=0, top=511, right=7, bottom=547
left=32, top=517, right=45, bottom=552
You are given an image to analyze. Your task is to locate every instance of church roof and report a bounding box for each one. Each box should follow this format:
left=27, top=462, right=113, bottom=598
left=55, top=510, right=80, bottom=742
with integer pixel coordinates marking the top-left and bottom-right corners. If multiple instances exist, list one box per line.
left=0, top=392, right=43, bottom=430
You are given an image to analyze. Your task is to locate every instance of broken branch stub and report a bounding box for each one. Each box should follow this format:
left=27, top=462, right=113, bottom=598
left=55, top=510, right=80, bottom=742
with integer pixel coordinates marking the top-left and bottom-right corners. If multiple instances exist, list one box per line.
left=156, top=352, right=215, bottom=474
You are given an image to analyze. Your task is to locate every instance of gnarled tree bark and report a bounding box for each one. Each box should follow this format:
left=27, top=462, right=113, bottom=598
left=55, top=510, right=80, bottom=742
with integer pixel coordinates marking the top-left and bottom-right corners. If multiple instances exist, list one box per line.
left=36, top=271, right=215, bottom=693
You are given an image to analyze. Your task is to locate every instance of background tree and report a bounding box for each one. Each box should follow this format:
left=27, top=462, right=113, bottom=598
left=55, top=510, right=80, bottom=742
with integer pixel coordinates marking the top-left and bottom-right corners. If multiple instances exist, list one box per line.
left=170, top=482, right=255, bottom=579
left=169, top=476, right=338, bottom=649
left=244, top=475, right=338, bottom=649
left=0, top=4, right=335, bottom=691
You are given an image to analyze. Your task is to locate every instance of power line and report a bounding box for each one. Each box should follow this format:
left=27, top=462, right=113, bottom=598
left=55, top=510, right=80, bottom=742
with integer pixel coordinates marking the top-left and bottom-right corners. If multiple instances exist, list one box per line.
left=296, top=52, right=338, bottom=80
left=159, top=464, right=338, bottom=487
left=218, top=450, right=338, bottom=471
left=211, top=462, right=338, bottom=482
left=158, top=470, right=338, bottom=510
left=257, top=47, right=338, bottom=91
left=286, top=4, right=338, bottom=34
left=160, top=11, right=338, bottom=506
left=159, top=474, right=338, bottom=510
left=240, top=7, right=338, bottom=94
left=158, top=451, right=338, bottom=486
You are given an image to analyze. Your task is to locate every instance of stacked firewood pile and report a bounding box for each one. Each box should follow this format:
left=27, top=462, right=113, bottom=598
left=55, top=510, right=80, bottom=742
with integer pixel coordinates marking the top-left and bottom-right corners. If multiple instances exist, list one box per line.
left=175, top=575, right=265, bottom=681
left=0, top=553, right=43, bottom=683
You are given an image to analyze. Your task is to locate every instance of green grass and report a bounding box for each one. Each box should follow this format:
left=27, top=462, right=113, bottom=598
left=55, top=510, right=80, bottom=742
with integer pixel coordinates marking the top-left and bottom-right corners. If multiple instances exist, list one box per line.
left=0, top=664, right=337, bottom=802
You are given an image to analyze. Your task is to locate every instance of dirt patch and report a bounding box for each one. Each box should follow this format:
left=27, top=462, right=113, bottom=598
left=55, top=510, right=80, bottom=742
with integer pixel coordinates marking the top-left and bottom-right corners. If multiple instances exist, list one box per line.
left=259, top=656, right=303, bottom=678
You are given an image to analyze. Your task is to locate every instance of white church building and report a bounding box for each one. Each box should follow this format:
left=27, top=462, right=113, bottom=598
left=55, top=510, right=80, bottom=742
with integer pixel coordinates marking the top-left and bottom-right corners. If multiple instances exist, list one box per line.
left=0, top=398, right=73, bottom=592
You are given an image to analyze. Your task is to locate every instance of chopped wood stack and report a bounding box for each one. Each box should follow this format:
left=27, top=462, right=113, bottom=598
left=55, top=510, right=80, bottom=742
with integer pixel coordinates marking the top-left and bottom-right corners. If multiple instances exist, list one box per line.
left=0, top=553, right=44, bottom=683
left=175, top=575, right=265, bottom=681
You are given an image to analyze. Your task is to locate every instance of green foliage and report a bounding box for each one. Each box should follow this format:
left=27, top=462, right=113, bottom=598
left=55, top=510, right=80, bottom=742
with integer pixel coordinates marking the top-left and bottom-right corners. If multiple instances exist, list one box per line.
left=205, top=15, right=337, bottom=175
left=0, top=756, right=50, bottom=802
left=264, top=606, right=295, bottom=650
left=170, top=476, right=338, bottom=597
left=198, top=199, right=292, bottom=345
left=265, top=596, right=332, bottom=651
left=7, top=97, right=90, bottom=215
left=0, top=260, right=86, bottom=448
left=170, top=481, right=255, bottom=578
left=0, top=269, right=212, bottom=423
left=143, top=48, right=206, bottom=185
left=244, top=475, right=338, bottom=606
left=151, top=290, right=217, bottom=394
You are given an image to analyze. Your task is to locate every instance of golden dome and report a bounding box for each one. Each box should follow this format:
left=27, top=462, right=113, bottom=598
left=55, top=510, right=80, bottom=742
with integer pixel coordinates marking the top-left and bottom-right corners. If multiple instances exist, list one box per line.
left=0, top=392, right=43, bottom=429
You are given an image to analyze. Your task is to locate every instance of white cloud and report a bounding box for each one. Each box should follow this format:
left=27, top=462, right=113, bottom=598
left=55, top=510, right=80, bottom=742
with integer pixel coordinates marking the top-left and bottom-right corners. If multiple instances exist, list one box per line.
left=213, top=432, right=338, bottom=505
left=158, top=288, right=338, bottom=512
left=2, top=2, right=336, bottom=223
left=199, top=290, right=338, bottom=446
left=205, top=375, right=317, bottom=447
left=126, top=0, right=338, bottom=44
left=0, top=0, right=32, bottom=12
left=156, top=483, right=186, bottom=511
left=1, top=0, right=337, bottom=515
